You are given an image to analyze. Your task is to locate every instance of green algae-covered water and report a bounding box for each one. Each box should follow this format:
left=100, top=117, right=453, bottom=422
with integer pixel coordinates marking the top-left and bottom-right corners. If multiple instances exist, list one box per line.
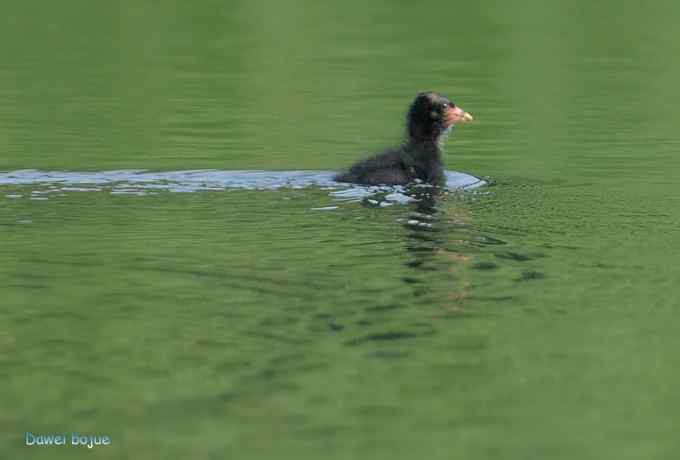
left=3, top=1, right=680, bottom=459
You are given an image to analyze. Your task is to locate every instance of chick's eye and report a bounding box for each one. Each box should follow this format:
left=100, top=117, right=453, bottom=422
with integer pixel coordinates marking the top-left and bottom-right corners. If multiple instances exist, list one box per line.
left=442, top=103, right=448, bottom=109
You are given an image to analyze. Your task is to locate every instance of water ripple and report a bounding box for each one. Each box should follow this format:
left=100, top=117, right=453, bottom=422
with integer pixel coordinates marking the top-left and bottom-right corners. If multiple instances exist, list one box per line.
left=0, top=169, right=486, bottom=205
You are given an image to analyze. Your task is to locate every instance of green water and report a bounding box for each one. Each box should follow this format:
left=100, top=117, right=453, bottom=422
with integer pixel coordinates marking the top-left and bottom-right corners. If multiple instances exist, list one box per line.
left=3, top=1, right=680, bottom=459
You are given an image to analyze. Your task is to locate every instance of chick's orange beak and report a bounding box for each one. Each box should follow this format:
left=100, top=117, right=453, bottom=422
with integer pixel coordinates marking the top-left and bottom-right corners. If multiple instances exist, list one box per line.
left=445, top=105, right=473, bottom=127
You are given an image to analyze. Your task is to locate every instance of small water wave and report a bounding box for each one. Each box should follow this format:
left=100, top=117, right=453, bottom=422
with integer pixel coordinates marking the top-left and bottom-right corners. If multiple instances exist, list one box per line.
left=0, top=169, right=486, bottom=204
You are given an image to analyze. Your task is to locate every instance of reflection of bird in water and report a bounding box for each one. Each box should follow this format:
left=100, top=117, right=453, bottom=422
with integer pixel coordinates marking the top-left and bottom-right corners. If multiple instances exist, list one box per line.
left=400, top=189, right=474, bottom=313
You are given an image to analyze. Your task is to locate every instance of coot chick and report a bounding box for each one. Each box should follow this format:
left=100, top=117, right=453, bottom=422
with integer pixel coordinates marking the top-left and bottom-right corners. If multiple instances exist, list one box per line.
left=335, top=92, right=473, bottom=186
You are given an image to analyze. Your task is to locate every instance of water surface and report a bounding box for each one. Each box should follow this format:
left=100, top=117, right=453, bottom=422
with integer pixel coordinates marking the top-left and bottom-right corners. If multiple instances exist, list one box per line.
left=2, top=1, right=680, bottom=459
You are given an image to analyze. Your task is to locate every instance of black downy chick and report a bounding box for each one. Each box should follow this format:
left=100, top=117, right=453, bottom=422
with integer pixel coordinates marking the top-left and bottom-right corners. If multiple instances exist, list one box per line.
left=335, top=92, right=473, bottom=186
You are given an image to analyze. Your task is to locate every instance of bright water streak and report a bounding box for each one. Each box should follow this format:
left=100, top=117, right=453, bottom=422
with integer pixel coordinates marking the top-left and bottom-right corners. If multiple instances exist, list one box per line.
left=0, top=169, right=485, bottom=203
